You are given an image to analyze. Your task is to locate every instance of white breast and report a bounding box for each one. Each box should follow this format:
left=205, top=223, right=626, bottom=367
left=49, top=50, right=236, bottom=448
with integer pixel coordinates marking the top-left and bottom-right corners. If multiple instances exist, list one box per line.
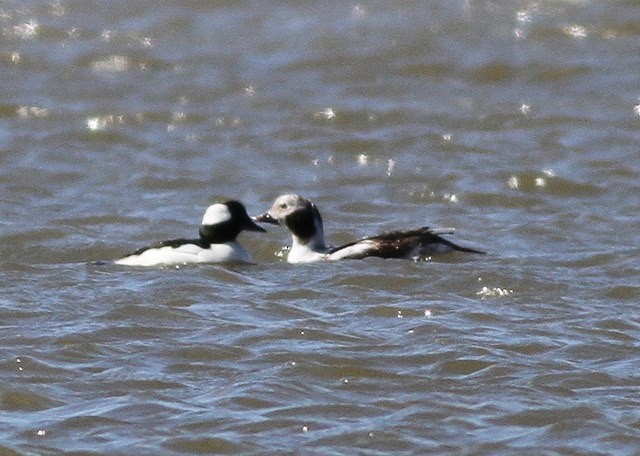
left=287, top=249, right=327, bottom=263
left=285, top=238, right=329, bottom=263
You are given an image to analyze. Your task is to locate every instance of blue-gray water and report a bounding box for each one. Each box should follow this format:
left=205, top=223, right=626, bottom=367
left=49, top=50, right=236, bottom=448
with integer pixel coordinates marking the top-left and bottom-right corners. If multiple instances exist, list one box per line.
left=2, top=1, right=640, bottom=454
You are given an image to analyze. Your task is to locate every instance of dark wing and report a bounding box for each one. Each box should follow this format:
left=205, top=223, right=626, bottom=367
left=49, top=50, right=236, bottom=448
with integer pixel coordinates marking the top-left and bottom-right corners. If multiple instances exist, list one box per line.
left=327, top=226, right=484, bottom=260
left=124, top=238, right=206, bottom=257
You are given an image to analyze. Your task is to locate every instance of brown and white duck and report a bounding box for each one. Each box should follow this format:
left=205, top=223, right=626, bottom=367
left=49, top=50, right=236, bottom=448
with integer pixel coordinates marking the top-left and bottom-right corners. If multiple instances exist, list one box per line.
left=254, top=194, right=484, bottom=263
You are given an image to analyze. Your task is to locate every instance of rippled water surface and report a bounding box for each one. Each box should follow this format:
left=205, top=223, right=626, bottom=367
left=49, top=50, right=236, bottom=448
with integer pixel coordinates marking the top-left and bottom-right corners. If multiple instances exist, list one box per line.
left=2, top=1, right=640, bottom=454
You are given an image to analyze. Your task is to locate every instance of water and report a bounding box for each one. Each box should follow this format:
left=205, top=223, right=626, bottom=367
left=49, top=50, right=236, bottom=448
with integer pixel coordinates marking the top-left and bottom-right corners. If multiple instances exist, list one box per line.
left=2, top=0, right=640, bottom=454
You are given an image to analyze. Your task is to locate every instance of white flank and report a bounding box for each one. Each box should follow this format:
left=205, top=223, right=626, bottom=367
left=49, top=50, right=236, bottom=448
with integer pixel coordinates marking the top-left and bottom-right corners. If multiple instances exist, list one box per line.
left=115, top=242, right=250, bottom=266
left=326, top=241, right=375, bottom=261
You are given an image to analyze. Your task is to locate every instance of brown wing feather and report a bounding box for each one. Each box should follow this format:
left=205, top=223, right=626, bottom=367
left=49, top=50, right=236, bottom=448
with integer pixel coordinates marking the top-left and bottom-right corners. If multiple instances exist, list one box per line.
left=327, top=226, right=484, bottom=259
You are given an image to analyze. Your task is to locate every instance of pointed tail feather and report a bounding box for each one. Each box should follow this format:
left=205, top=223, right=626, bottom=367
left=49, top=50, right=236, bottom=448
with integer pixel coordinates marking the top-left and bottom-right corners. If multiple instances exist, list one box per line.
left=436, top=236, right=485, bottom=254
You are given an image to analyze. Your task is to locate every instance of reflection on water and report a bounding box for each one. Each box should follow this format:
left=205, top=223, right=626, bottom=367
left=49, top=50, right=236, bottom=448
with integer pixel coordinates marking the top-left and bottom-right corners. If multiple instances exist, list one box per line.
left=2, top=1, right=640, bottom=454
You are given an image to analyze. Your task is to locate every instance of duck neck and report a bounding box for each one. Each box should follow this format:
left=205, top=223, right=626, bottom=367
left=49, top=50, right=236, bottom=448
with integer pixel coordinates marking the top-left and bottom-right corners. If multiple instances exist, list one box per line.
left=291, top=229, right=327, bottom=254
left=199, top=222, right=238, bottom=245
left=288, top=228, right=328, bottom=263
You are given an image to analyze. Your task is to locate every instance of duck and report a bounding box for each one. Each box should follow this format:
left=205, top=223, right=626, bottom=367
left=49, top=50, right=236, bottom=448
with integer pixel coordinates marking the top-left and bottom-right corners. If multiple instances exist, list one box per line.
left=253, top=194, right=484, bottom=263
left=115, top=200, right=266, bottom=266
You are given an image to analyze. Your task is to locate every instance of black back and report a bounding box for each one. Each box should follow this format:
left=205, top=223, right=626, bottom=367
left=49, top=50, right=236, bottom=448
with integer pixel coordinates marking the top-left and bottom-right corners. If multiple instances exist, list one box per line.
left=126, top=237, right=206, bottom=256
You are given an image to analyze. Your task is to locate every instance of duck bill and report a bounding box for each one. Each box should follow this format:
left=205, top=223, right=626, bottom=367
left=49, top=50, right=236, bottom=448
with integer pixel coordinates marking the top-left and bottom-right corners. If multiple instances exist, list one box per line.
left=253, top=212, right=280, bottom=225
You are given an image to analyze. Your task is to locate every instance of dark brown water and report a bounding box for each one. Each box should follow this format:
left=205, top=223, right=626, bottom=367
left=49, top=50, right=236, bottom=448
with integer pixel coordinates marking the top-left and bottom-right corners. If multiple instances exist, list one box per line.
left=2, top=1, right=639, bottom=454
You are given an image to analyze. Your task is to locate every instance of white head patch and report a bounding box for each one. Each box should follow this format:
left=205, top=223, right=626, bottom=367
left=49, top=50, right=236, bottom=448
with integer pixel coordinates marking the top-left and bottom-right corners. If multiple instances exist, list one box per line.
left=201, top=203, right=232, bottom=226
left=269, top=194, right=306, bottom=220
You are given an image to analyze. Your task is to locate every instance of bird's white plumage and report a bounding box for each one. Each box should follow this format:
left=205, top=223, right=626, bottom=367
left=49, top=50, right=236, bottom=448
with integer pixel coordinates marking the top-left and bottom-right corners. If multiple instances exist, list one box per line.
left=114, top=242, right=250, bottom=266
left=325, top=241, right=375, bottom=261
left=201, top=203, right=232, bottom=226
left=287, top=245, right=327, bottom=263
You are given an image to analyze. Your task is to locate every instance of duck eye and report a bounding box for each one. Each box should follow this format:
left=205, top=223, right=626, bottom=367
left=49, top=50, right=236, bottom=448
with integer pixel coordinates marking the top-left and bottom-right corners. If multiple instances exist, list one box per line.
left=279, top=203, right=287, bottom=209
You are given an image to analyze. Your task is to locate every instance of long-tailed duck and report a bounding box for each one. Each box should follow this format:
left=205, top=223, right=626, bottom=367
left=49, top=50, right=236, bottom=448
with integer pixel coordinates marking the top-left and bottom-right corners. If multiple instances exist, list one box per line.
left=115, top=200, right=266, bottom=266
left=254, top=194, right=484, bottom=263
